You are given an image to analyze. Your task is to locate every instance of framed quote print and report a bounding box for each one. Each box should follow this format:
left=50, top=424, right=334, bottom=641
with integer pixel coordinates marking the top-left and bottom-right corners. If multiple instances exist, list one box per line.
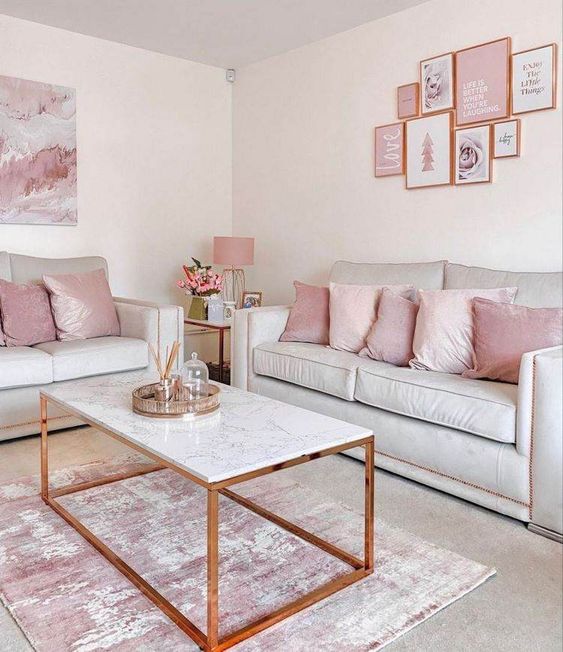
left=455, top=124, right=492, bottom=185
left=512, top=44, right=557, bottom=114
left=397, top=82, right=419, bottom=119
left=375, top=122, right=404, bottom=177
left=420, top=52, right=455, bottom=114
left=405, top=111, right=453, bottom=189
left=493, top=119, right=520, bottom=158
left=455, top=37, right=511, bottom=125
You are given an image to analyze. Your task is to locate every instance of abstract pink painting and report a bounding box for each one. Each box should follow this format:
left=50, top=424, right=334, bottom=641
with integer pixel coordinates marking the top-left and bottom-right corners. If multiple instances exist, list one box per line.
left=0, top=75, right=76, bottom=225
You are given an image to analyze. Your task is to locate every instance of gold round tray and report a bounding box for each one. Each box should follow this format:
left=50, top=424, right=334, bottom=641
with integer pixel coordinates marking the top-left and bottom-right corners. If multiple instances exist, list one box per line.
left=132, top=383, right=220, bottom=419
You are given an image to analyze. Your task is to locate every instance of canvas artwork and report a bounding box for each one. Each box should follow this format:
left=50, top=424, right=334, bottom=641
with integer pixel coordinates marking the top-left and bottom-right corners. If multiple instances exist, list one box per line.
left=511, top=44, right=557, bottom=115
left=375, top=122, right=404, bottom=177
left=455, top=125, right=491, bottom=185
left=405, top=111, right=453, bottom=189
left=420, top=53, right=454, bottom=114
left=0, top=75, right=77, bottom=225
left=493, top=119, right=520, bottom=158
left=455, top=37, right=510, bottom=126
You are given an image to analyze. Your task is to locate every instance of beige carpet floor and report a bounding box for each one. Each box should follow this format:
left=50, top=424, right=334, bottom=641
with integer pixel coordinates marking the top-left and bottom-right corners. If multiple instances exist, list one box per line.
left=0, top=426, right=561, bottom=651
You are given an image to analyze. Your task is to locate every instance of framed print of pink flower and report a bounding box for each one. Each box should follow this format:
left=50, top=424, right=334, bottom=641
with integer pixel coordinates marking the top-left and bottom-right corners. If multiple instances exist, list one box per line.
left=454, top=125, right=492, bottom=185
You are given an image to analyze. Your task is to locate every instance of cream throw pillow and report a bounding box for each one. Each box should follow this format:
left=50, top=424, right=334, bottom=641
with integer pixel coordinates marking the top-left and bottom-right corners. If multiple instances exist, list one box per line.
left=329, top=283, right=414, bottom=353
left=410, top=287, right=517, bottom=374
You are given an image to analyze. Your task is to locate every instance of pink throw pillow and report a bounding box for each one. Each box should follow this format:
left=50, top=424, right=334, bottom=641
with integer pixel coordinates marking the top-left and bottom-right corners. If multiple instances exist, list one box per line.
left=410, top=287, right=517, bottom=374
left=280, top=281, right=329, bottom=344
left=0, top=279, right=57, bottom=347
left=329, top=283, right=414, bottom=353
left=359, top=289, right=419, bottom=366
left=43, top=268, right=120, bottom=341
left=463, top=298, right=563, bottom=384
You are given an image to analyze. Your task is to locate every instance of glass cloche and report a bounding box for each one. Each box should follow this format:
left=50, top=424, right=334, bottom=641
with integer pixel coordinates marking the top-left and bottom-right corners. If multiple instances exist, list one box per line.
left=181, top=352, right=209, bottom=399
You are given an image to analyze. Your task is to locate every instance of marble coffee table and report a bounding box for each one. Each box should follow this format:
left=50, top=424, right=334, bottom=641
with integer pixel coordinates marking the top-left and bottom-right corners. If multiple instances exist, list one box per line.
left=40, top=371, right=374, bottom=651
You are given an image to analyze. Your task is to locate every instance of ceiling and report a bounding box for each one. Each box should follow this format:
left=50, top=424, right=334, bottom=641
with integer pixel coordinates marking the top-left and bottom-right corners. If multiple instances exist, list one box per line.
left=0, top=0, right=429, bottom=68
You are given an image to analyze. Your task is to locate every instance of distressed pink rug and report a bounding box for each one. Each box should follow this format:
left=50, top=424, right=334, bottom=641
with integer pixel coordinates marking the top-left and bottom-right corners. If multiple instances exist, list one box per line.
left=0, top=455, right=495, bottom=651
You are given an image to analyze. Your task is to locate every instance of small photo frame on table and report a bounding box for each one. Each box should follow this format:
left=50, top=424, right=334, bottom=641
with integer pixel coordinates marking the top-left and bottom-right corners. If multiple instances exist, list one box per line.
left=454, top=124, right=492, bottom=185
left=455, top=37, right=511, bottom=125
left=511, top=44, right=557, bottom=115
left=405, top=111, right=453, bottom=189
left=242, top=291, right=263, bottom=309
left=493, top=119, right=520, bottom=158
left=420, top=52, right=455, bottom=114
left=397, top=83, right=419, bottom=119
left=375, top=122, right=404, bottom=177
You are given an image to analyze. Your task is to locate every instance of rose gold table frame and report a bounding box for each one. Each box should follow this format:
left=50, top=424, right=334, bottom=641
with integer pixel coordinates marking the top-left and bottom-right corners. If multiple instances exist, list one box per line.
left=40, top=393, right=374, bottom=652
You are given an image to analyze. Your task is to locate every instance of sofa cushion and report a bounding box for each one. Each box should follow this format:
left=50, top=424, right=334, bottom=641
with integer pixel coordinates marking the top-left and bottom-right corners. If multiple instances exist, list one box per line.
left=355, top=359, right=518, bottom=443
left=34, top=336, right=148, bottom=381
left=445, top=263, right=563, bottom=308
left=0, top=346, right=53, bottom=389
left=254, top=342, right=361, bottom=400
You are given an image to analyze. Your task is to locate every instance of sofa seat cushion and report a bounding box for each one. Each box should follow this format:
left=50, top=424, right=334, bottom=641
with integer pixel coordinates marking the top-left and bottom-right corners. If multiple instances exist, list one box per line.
left=254, top=342, right=361, bottom=400
left=0, top=346, right=53, bottom=389
left=355, top=360, right=518, bottom=443
left=34, top=336, right=148, bottom=381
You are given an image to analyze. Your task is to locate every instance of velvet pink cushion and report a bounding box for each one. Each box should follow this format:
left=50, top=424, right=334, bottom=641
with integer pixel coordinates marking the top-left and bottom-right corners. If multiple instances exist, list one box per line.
left=463, top=298, right=563, bottom=383
left=0, top=280, right=57, bottom=347
left=410, top=287, right=517, bottom=374
left=43, top=268, right=120, bottom=341
left=329, top=283, right=414, bottom=353
left=359, top=289, right=419, bottom=366
left=280, top=281, right=329, bottom=344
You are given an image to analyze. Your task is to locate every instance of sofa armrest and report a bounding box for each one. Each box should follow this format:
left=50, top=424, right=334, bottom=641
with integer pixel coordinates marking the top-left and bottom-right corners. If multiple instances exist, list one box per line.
left=517, top=345, right=562, bottom=534
left=231, top=305, right=291, bottom=390
left=113, top=297, right=184, bottom=372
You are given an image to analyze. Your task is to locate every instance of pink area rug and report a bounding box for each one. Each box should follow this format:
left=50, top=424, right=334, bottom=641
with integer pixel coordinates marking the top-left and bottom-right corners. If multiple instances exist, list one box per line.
left=0, top=454, right=495, bottom=651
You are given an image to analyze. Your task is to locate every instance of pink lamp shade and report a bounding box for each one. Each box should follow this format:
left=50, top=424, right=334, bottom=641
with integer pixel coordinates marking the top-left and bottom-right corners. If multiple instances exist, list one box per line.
left=213, top=237, right=254, bottom=267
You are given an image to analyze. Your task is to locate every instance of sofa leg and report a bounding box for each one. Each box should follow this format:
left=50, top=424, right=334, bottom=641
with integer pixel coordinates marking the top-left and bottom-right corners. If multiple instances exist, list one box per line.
left=528, top=523, right=563, bottom=543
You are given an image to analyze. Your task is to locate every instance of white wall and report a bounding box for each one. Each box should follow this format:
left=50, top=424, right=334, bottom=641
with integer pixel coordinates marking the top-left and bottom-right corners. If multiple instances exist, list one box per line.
left=0, top=14, right=232, bottom=304
left=233, top=0, right=563, bottom=304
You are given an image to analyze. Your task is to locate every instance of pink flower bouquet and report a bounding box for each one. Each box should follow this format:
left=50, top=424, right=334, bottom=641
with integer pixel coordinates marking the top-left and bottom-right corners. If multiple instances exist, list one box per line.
left=176, top=258, right=224, bottom=297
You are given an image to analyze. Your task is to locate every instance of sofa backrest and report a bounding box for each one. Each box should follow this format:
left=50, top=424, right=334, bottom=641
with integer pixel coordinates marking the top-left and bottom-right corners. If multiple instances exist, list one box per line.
left=445, top=263, right=562, bottom=308
left=330, top=260, right=445, bottom=290
left=1, top=252, right=109, bottom=285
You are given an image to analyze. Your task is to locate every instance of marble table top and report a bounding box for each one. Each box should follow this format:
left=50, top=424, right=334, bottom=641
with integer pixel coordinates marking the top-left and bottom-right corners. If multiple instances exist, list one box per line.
left=41, top=371, right=372, bottom=485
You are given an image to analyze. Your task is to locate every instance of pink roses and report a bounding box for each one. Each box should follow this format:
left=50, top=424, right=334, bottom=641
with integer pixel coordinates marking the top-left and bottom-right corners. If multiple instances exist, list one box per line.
left=177, top=258, right=223, bottom=297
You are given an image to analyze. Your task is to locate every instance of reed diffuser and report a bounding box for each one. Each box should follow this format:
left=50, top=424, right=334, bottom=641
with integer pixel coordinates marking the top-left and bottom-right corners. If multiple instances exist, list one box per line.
left=149, top=341, right=181, bottom=401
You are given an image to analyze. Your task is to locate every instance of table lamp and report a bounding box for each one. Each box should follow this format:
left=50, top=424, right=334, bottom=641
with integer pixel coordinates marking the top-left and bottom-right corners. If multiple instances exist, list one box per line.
left=213, top=236, right=254, bottom=308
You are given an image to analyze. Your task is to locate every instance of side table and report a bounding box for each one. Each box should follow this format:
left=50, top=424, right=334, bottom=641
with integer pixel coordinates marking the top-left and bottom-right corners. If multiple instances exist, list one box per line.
left=184, top=318, right=231, bottom=384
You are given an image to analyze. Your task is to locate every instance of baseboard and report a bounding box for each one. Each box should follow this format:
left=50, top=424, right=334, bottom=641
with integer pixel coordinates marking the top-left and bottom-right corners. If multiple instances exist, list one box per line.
left=528, top=523, right=563, bottom=543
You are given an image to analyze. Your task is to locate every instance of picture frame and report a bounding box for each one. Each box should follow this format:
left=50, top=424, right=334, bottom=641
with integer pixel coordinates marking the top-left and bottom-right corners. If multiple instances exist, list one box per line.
left=405, top=111, right=453, bottom=189
left=375, top=122, right=404, bottom=177
left=420, top=52, right=455, bottom=114
left=455, top=37, right=511, bottom=126
left=511, top=43, right=557, bottom=115
left=454, top=124, right=492, bottom=185
left=493, top=119, right=520, bottom=158
left=242, top=291, right=263, bottom=309
left=397, top=82, right=420, bottom=119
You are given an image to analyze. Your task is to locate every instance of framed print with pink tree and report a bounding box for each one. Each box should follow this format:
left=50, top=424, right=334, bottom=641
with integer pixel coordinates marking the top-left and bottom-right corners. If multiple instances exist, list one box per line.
left=405, top=111, right=453, bottom=189
left=455, top=37, right=511, bottom=125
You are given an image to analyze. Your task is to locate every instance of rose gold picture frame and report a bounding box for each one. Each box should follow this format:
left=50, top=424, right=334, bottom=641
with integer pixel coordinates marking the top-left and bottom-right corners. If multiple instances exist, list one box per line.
left=493, top=119, right=521, bottom=158
left=375, top=121, right=405, bottom=177
left=511, top=43, right=557, bottom=115
left=454, top=124, right=492, bottom=185
left=420, top=52, right=455, bottom=115
left=397, top=82, right=420, bottom=119
left=405, top=110, right=454, bottom=190
left=242, top=291, right=263, bottom=308
left=455, top=36, right=511, bottom=126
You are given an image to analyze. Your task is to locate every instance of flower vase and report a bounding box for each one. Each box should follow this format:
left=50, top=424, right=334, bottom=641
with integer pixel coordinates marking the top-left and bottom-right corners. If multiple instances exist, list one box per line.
left=188, top=296, right=207, bottom=320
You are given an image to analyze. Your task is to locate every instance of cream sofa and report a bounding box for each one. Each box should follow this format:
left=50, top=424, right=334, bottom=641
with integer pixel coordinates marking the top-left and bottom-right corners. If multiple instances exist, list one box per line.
left=0, top=252, right=183, bottom=441
left=232, top=261, right=563, bottom=541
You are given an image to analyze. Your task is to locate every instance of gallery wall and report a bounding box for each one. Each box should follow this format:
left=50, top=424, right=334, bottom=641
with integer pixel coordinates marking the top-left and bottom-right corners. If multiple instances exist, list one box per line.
left=0, top=14, right=232, bottom=304
left=233, top=0, right=563, bottom=304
